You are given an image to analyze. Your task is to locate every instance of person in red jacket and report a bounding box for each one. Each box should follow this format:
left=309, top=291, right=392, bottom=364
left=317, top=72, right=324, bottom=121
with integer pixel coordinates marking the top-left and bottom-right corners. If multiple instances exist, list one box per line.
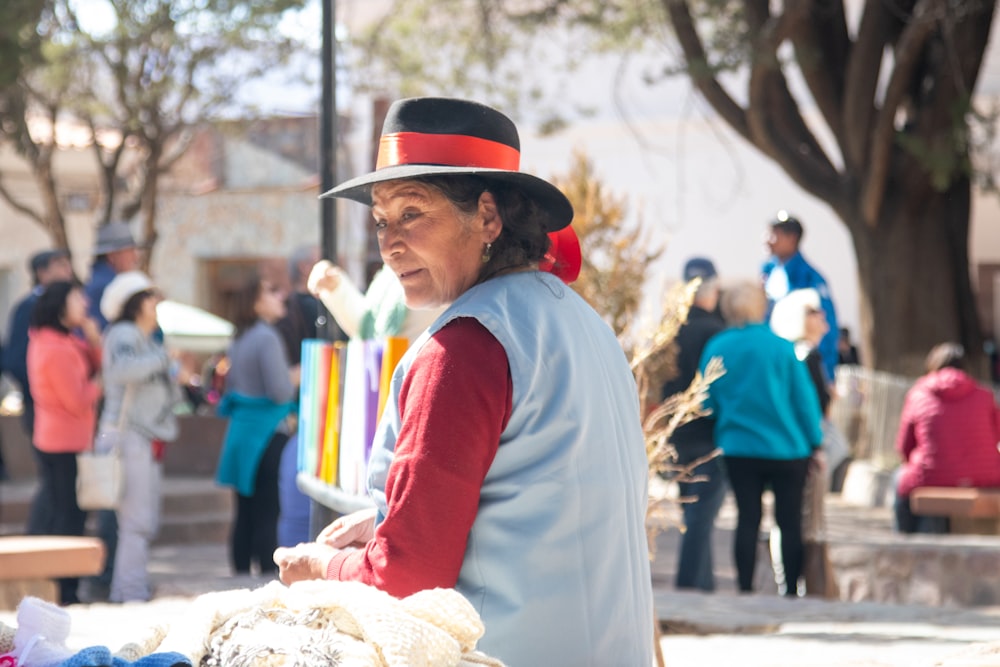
left=26, top=280, right=103, bottom=604
left=894, top=342, right=1000, bottom=533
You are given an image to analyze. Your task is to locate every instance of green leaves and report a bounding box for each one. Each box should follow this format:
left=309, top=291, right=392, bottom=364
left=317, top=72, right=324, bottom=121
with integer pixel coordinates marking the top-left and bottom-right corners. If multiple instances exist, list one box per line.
left=0, top=0, right=48, bottom=89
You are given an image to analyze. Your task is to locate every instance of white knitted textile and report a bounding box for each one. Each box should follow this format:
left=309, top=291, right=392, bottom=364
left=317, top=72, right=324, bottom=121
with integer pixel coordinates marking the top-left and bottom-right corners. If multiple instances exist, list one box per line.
left=113, top=624, right=168, bottom=662
left=0, top=620, right=15, bottom=655
left=12, top=596, right=76, bottom=667
left=154, top=580, right=505, bottom=667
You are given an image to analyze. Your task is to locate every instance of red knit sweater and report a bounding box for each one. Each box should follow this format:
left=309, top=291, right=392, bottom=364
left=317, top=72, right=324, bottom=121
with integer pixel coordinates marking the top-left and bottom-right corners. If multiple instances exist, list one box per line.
left=326, top=318, right=512, bottom=597
left=896, top=367, right=1000, bottom=496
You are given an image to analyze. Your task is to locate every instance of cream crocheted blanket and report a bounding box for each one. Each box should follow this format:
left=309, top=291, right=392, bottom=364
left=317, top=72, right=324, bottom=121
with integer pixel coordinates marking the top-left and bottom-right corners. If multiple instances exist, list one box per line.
left=146, top=580, right=505, bottom=667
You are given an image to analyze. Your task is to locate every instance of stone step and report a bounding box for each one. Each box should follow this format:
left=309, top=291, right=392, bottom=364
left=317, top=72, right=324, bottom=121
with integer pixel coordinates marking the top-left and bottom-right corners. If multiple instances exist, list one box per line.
left=0, top=477, right=232, bottom=545
left=157, top=510, right=231, bottom=545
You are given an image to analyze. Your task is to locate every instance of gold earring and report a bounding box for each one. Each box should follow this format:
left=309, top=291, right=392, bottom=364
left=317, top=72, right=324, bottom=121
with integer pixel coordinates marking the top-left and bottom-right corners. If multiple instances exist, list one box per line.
left=482, top=242, right=493, bottom=264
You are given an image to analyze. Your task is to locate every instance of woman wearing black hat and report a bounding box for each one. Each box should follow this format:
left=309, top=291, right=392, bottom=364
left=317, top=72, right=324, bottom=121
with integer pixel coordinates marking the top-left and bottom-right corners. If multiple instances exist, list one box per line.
left=274, top=97, right=653, bottom=665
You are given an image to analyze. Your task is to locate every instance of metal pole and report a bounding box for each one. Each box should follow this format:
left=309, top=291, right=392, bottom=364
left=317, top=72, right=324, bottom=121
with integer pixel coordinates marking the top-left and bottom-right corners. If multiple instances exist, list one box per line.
left=320, top=0, right=337, bottom=268
left=319, top=0, right=339, bottom=341
left=307, top=0, right=342, bottom=539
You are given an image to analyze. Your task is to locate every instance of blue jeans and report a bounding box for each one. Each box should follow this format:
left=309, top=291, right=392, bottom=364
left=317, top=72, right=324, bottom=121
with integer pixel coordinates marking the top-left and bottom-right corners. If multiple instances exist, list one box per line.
left=675, top=453, right=728, bottom=592
left=891, top=468, right=949, bottom=534
left=93, top=510, right=118, bottom=587
left=277, top=431, right=311, bottom=548
left=894, top=493, right=950, bottom=534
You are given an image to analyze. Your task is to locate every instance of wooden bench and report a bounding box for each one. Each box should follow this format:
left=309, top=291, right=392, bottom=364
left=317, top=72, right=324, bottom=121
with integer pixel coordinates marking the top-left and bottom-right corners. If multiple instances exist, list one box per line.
left=909, top=487, right=1000, bottom=535
left=0, top=536, right=106, bottom=609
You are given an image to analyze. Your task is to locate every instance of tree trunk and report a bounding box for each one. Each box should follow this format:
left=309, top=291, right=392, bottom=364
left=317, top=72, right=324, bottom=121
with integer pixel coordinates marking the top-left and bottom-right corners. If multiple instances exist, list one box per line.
left=853, top=174, right=984, bottom=378
left=36, top=158, right=69, bottom=250
left=139, top=143, right=162, bottom=273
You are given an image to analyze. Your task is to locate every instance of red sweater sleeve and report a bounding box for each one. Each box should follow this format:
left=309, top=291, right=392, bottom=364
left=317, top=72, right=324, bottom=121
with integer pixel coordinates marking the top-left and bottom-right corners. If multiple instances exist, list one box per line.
left=895, top=391, right=918, bottom=461
left=327, top=317, right=512, bottom=597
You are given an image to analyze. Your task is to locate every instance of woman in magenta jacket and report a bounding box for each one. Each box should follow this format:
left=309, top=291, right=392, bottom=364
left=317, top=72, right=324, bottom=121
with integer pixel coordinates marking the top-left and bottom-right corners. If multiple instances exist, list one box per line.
left=26, top=280, right=103, bottom=604
left=895, top=342, right=1000, bottom=533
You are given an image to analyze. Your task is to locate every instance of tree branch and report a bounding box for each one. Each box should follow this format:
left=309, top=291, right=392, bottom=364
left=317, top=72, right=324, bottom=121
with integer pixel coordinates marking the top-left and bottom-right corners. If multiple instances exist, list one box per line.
left=157, top=127, right=193, bottom=173
left=85, top=113, right=130, bottom=225
left=861, top=0, right=939, bottom=227
left=505, top=0, right=570, bottom=24
left=789, top=0, right=850, bottom=144
left=0, top=173, right=43, bottom=224
left=746, top=6, right=842, bottom=204
left=842, top=0, right=897, bottom=171
left=662, top=0, right=750, bottom=142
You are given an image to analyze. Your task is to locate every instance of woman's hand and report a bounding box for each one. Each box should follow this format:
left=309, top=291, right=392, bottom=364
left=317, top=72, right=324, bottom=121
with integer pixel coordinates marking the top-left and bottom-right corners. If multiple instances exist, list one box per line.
left=317, top=507, right=377, bottom=549
left=80, top=316, right=102, bottom=347
left=273, top=542, right=339, bottom=585
left=809, top=448, right=827, bottom=476
left=307, top=260, right=342, bottom=296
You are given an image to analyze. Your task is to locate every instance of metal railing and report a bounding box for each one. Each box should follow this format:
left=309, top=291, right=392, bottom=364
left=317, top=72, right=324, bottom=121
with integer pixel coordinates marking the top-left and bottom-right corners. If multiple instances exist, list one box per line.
left=829, top=365, right=917, bottom=471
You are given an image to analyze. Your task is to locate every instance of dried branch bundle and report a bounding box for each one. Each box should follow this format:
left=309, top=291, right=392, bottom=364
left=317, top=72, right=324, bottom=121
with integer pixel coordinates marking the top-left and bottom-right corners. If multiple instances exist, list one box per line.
left=626, top=277, right=725, bottom=557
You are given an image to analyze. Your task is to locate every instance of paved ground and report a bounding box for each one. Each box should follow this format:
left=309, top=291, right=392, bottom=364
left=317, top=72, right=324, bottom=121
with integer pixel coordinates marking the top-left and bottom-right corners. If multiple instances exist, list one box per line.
left=4, top=493, right=1000, bottom=665
left=649, top=496, right=1000, bottom=667
left=3, top=538, right=1000, bottom=665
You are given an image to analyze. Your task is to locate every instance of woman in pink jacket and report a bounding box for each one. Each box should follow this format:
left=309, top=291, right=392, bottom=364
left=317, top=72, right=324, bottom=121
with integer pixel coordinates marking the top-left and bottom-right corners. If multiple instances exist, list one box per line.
left=894, top=342, right=1000, bottom=533
left=26, top=280, right=102, bottom=604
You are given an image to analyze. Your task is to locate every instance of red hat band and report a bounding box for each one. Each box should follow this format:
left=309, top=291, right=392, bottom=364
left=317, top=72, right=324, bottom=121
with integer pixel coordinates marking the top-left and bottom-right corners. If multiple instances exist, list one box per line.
left=376, top=132, right=521, bottom=171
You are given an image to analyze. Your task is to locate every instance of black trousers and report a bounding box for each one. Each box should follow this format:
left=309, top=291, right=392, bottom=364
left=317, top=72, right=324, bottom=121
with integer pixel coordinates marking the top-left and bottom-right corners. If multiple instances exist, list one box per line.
left=230, top=432, right=288, bottom=575
left=26, top=444, right=53, bottom=534
left=28, top=449, right=87, bottom=604
left=725, top=455, right=810, bottom=594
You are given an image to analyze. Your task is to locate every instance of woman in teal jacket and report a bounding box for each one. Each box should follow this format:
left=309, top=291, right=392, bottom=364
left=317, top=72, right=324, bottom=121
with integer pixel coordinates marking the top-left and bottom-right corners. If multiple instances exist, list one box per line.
left=700, top=280, right=823, bottom=595
left=217, top=273, right=298, bottom=576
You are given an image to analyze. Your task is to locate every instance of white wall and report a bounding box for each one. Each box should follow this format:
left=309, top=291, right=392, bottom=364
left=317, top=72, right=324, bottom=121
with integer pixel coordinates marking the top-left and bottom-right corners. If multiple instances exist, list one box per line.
left=519, top=114, right=860, bottom=334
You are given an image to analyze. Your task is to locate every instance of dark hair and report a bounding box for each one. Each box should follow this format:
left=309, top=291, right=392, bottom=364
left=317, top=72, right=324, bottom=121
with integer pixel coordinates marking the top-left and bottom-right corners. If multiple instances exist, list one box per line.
left=30, top=250, right=70, bottom=286
left=925, top=342, right=965, bottom=373
left=771, top=211, right=803, bottom=241
left=118, top=289, right=156, bottom=324
left=230, top=272, right=265, bottom=339
left=413, top=175, right=551, bottom=283
left=288, top=244, right=317, bottom=285
left=30, top=280, right=81, bottom=333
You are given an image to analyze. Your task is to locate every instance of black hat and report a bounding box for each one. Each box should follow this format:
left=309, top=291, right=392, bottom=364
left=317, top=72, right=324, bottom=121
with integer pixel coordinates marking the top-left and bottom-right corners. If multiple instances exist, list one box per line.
left=29, top=249, right=69, bottom=276
left=322, top=97, right=573, bottom=232
left=682, top=257, right=717, bottom=282
left=770, top=210, right=803, bottom=239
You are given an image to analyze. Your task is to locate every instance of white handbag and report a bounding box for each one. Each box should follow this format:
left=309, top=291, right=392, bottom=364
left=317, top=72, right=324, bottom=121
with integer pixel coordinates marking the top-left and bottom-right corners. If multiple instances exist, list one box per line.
left=76, top=386, right=132, bottom=511
left=76, top=447, right=123, bottom=510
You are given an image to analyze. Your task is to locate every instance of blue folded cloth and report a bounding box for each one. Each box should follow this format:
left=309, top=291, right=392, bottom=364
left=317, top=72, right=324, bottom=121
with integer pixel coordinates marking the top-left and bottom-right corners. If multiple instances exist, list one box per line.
left=58, top=646, right=191, bottom=667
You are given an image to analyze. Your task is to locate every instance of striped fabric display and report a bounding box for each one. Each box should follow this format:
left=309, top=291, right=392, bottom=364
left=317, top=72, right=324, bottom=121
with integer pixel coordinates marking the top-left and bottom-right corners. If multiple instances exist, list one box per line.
left=298, top=337, right=412, bottom=497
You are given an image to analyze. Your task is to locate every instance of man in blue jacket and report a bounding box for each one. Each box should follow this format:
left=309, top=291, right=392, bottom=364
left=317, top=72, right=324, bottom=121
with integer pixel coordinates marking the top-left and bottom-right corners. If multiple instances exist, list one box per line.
left=762, top=211, right=840, bottom=380
left=85, top=222, right=141, bottom=330
left=1, top=249, right=75, bottom=483
left=3, top=250, right=75, bottom=436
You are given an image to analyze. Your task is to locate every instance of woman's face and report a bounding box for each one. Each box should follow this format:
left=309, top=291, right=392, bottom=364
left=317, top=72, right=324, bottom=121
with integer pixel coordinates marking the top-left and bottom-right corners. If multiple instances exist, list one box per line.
left=254, top=281, right=287, bottom=323
left=804, top=305, right=829, bottom=345
left=371, top=180, right=501, bottom=309
left=135, top=290, right=161, bottom=332
left=61, top=287, right=89, bottom=328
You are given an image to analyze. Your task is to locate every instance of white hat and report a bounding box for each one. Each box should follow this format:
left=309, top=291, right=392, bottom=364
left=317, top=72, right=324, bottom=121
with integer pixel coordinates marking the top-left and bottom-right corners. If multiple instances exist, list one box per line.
left=770, top=288, right=822, bottom=343
left=100, top=270, right=154, bottom=322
